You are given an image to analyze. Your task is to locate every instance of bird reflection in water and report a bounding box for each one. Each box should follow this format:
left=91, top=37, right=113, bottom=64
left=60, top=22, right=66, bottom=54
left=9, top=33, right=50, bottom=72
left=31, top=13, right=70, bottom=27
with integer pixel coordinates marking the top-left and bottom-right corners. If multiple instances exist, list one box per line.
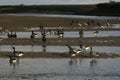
left=9, top=55, right=20, bottom=67
left=42, top=45, right=46, bottom=52
left=90, top=59, right=97, bottom=67
left=69, top=58, right=82, bottom=65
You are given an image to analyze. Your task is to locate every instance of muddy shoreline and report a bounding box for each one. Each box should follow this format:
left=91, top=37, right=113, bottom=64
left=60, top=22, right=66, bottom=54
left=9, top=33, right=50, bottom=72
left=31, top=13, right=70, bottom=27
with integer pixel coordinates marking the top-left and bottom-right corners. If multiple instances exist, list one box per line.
left=0, top=37, right=120, bottom=46
left=0, top=52, right=120, bottom=58
left=0, top=14, right=120, bottom=28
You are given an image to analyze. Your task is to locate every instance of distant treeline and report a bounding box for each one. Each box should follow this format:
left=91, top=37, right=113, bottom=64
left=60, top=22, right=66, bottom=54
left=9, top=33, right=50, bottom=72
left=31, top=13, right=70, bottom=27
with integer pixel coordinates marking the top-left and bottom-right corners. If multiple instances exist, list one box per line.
left=0, top=2, right=120, bottom=16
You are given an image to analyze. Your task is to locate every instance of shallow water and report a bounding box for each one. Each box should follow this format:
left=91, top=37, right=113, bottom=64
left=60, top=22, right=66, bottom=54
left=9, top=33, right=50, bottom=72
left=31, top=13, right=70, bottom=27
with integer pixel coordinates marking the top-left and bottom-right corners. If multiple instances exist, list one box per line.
left=0, top=31, right=120, bottom=38
left=0, top=45, right=119, bottom=54
left=0, top=58, right=120, bottom=80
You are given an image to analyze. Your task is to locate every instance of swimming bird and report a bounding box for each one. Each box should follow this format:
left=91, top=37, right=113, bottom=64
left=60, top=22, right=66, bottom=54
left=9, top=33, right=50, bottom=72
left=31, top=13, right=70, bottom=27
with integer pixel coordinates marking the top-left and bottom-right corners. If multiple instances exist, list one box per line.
left=9, top=55, right=17, bottom=64
left=66, top=45, right=83, bottom=57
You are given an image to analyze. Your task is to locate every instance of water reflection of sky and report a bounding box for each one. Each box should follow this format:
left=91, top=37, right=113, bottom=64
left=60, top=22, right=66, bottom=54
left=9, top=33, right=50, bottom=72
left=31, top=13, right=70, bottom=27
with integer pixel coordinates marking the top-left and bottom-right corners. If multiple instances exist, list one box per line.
left=0, top=31, right=120, bottom=38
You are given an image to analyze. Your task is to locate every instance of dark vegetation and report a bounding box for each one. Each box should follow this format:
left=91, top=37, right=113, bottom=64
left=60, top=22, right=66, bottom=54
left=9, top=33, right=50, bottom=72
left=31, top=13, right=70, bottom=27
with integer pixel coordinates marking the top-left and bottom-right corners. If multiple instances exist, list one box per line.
left=0, top=2, right=120, bottom=16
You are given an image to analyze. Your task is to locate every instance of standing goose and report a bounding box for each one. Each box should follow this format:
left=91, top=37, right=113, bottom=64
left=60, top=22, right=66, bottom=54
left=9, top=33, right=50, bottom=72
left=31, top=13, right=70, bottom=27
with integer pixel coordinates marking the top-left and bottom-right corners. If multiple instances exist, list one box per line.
left=41, top=29, right=46, bottom=42
left=12, top=47, right=23, bottom=57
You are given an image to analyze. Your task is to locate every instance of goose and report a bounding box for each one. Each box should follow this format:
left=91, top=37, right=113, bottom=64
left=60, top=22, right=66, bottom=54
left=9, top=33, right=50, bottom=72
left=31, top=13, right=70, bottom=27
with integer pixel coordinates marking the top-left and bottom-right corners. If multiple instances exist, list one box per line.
left=57, top=27, right=64, bottom=38
left=79, top=29, right=84, bottom=37
left=30, top=31, right=38, bottom=39
left=79, top=44, right=99, bottom=57
left=80, top=44, right=91, bottom=50
left=59, top=33, right=64, bottom=38
left=12, top=47, right=23, bottom=57
left=7, top=31, right=17, bottom=38
left=9, top=55, right=17, bottom=64
left=42, top=35, right=46, bottom=42
left=66, top=45, right=83, bottom=57
left=41, top=29, right=46, bottom=42
left=94, top=31, right=99, bottom=37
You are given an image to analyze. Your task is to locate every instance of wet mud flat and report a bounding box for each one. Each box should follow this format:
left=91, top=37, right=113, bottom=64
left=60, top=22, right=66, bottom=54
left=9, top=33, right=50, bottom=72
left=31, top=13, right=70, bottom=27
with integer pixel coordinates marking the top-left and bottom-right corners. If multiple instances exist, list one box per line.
left=0, top=37, right=120, bottom=46
left=0, top=51, right=120, bottom=58
left=0, top=14, right=120, bottom=59
left=0, top=14, right=120, bottom=28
